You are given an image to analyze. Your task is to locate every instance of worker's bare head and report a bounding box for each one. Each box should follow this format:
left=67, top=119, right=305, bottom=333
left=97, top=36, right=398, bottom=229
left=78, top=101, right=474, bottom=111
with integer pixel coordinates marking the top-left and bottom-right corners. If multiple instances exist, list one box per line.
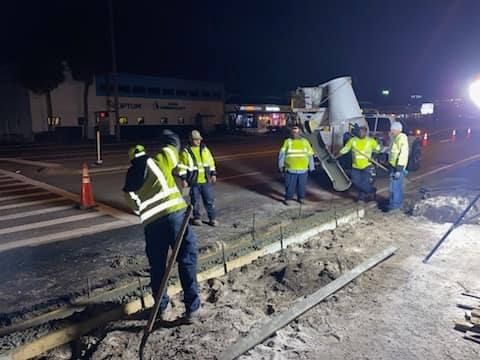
left=390, top=122, right=403, bottom=137
left=359, top=126, right=368, bottom=139
left=291, top=125, right=301, bottom=138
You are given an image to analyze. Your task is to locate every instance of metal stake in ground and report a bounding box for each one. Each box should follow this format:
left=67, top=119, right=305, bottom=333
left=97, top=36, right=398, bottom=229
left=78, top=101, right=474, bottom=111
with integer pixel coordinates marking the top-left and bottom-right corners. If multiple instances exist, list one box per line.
left=423, top=193, right=480, bottom=263
left=139, top=205, right=193, bottom=359
left=252, top=212, right=258, bottom=248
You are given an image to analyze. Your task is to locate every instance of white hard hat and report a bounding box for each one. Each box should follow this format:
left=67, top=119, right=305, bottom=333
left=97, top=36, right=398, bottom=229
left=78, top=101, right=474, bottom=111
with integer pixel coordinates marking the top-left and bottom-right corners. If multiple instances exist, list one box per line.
left=391, top=122, right=403, bottom=132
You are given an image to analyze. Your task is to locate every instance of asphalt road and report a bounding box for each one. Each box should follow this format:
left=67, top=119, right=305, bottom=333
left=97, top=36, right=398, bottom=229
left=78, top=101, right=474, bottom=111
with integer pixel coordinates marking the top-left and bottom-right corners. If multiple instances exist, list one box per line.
left=0, top=129, right=479, bottom=319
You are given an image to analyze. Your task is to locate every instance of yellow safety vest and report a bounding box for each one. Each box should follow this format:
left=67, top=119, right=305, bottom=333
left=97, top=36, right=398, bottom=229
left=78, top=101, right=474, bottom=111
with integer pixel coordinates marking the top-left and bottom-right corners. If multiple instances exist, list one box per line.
left=280, top=138, right=314, bottom=171
left=339, top=137, right=380, bottom=170
left=389, top=133, right=409, bottom=168
left=178, top=145, right=216, bottom=184
left=124, top=145, right=186, bottom=224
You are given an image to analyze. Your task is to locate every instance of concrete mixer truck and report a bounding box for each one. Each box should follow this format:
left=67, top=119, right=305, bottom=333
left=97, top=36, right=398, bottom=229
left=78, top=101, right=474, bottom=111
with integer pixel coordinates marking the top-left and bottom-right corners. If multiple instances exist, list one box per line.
left=291, top=76, right=422, bottom=192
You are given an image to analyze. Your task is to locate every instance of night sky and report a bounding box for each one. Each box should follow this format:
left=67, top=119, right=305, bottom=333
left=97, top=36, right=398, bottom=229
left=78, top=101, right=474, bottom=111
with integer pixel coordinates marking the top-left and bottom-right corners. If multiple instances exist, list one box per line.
left=2, top=0, right=480, bottom=103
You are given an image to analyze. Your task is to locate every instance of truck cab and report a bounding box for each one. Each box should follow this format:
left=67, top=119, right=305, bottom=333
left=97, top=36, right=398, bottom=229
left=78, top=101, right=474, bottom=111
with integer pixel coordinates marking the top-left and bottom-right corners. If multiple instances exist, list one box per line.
left=363, top=111, right=422, bottom=171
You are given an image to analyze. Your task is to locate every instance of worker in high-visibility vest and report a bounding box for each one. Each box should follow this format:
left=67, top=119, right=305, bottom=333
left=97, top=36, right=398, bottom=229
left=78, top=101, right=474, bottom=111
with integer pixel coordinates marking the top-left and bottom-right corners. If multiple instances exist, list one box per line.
left=338, top=126, right=381, bottom=202
left=123, top=131, right=201, bottom=323
left=388, top=122, right=409, bottom=213
left=278, top=125, right=315, bottom=205
left=178, top=130, right=218, bottom=226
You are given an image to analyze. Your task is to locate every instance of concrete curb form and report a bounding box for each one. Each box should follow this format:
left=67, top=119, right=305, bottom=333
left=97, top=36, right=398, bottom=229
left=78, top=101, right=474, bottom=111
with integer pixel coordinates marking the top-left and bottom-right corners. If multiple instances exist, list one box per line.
left=0, top=208, right=365, bottom=360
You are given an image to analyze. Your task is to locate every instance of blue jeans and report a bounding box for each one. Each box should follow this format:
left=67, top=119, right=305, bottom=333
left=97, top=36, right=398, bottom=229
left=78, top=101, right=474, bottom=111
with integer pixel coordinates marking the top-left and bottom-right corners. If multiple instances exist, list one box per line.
left=351, top=167, right=376, bottom=200
left=190, top=182, right=216, bottom=221
left=144, top=209, right=200, bottom=314
left=285, top=172, right=308, bottom=201
left=389, top=171, right=405, bottom=210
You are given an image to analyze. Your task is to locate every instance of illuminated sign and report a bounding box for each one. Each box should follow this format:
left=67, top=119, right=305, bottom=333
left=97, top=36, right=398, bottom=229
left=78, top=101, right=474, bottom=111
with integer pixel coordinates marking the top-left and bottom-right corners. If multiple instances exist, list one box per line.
left=265, top=106, right=280, bottom=112
left=420, top=103, right=434, bottom=115
left=240, top=105, right=262, bottom=111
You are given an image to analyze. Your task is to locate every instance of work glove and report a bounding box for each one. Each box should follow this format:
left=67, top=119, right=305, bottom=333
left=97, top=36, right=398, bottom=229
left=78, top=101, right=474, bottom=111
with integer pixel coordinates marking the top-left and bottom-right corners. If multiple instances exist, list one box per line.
left=392, top=171, right=402, bottom=180
left=210, top=175, right=217, bottom=184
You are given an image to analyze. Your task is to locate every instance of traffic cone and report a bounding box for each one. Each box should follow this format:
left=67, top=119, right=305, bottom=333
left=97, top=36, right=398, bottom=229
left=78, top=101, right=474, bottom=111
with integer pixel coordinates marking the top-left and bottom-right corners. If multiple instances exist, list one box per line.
left=467, top=127, right=472, bottom=139
left=451, top=129, right=456, bottom=142
left=422, top=132, right=428, bottom=147
left=80, top=162, right=96, bottom=209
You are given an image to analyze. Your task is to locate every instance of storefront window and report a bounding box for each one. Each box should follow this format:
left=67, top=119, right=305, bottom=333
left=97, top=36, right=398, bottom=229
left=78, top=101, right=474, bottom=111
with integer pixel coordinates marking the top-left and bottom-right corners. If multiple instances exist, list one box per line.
left=119, top=116, right=128, bottom=125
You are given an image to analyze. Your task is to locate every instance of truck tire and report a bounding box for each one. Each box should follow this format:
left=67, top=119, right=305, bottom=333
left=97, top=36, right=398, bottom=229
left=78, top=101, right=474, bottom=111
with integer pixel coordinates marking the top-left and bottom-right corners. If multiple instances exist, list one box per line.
left=407, top=140, right=421, bottom=171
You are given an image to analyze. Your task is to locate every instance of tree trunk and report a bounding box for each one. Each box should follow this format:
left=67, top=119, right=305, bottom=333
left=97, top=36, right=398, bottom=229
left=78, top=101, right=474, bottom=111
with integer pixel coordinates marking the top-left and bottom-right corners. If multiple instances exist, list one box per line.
left=83, top=79, right=92, bottom=140
left=46, top=91, right=53, bottom=131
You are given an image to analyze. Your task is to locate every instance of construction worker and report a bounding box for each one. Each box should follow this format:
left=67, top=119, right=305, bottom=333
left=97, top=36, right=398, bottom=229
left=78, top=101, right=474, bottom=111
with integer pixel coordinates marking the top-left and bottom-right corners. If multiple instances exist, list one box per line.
left=338, top=126, right=381, bottom=202
left=122, top=131, right=201, bottom=323
left=278, top=125, right=315, bottom=205
left=178, top=130, right=218, bottom=226
left=388, top=122, right=409, bottom=213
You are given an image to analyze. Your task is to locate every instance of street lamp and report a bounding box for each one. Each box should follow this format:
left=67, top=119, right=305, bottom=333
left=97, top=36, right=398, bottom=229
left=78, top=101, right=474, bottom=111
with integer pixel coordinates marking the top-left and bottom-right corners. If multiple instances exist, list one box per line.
left=469, top=78, right=480, bottom=108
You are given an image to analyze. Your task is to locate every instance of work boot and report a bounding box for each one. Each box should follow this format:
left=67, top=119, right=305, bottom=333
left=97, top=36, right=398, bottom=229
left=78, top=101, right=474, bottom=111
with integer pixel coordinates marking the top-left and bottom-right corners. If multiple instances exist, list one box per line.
left=183, top=308, right=202, bottom=325
left=192, top=218, right=202, bottom=226
left=386, top=208, right=402, bottom=215
left=298, top=198, right=305, bottom=205
left=209, top=219, right=218, bottom=227
left=283, top=200, right=292, bottom=206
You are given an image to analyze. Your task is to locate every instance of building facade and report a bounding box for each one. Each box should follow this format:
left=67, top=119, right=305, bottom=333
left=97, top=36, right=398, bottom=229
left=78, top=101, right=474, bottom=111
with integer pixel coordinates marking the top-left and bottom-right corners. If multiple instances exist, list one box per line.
left=0, top=69, right=224, bottom=142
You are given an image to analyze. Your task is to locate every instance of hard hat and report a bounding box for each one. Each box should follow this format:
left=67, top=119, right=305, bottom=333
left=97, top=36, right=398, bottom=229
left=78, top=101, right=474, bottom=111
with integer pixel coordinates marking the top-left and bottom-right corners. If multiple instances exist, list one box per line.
left=190, top=130, right=203, bottom=140
left=391, top=122, right=403, bottom=132
left=128, top=144, right=146, bottom=160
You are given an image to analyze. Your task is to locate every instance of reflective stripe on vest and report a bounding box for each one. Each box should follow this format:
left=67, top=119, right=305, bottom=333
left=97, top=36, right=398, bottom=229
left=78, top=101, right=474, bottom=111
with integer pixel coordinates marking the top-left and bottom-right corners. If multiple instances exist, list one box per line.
left=127, top=158, right=185, bottom=222
left=140, top=196, right=185, bottom=223
left=163, top=147, right=178, bottom=167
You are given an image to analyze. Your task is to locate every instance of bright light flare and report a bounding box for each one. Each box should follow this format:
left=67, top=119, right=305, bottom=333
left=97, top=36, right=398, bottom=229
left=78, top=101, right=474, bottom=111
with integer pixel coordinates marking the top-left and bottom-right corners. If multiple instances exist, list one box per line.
left=469, top=79, right=480, bottom=108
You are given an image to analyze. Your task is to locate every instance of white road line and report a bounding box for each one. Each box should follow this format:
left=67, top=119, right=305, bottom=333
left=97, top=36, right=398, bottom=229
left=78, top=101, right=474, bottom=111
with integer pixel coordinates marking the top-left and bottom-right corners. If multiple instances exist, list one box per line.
left=0, top=197, right=65, bottom=211
left=0, top=185, right=36, bottom=194
left=0, top=157, right=61, bottom=168
left=0, top=220, right=130, bottom=253
left=376, top=152, right=480, bottom=195
left=0, top=212, right=103, bottom=235
left=0, top=205, right=74, bottom=222
left=0, top=191, right=50, bottom=202
left=219, top=171, right=264, bottom=181
left=0, top=169, right=138, bottom=225
left=0, top=183, right=35, bottom=190
left=0, top=179, right=18, bottom=185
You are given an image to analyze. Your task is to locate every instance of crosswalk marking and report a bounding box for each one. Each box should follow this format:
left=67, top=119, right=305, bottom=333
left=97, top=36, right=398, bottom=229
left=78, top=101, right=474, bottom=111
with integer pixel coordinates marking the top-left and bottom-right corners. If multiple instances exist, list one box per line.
left=0, top=191, right=50, bottom=202
left=0, top=184, right=35, bottom=194
left=0, top=205, right=74, bottom=222
left=0, top=197, right=64, bottom=211
left=0, top=212, right=103, bottom=235
left=0, top=183, right=36, bottom=190
left=0, top=220, right=129, bottom=252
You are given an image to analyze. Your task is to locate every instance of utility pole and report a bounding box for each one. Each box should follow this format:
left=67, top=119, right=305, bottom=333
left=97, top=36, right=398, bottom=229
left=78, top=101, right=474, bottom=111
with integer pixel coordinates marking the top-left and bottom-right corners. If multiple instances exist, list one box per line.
left=108, top=0, right=120, bottom=142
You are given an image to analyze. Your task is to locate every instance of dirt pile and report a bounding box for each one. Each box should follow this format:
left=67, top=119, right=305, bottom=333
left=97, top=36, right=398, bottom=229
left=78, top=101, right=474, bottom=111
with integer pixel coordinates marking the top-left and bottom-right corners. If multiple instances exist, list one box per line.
left=66, top=228, right=364, bottom=360
left=412, top=195, right=480, bottom=224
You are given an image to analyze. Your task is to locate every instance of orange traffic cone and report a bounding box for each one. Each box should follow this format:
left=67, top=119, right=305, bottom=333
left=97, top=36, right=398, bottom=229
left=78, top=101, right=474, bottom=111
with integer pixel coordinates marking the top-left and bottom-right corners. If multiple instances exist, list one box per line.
left=422, top=132, right=428, bottom=147
left=80, top=162, right=96, bottom=209
left=451, top=129, right=457, bottom=142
